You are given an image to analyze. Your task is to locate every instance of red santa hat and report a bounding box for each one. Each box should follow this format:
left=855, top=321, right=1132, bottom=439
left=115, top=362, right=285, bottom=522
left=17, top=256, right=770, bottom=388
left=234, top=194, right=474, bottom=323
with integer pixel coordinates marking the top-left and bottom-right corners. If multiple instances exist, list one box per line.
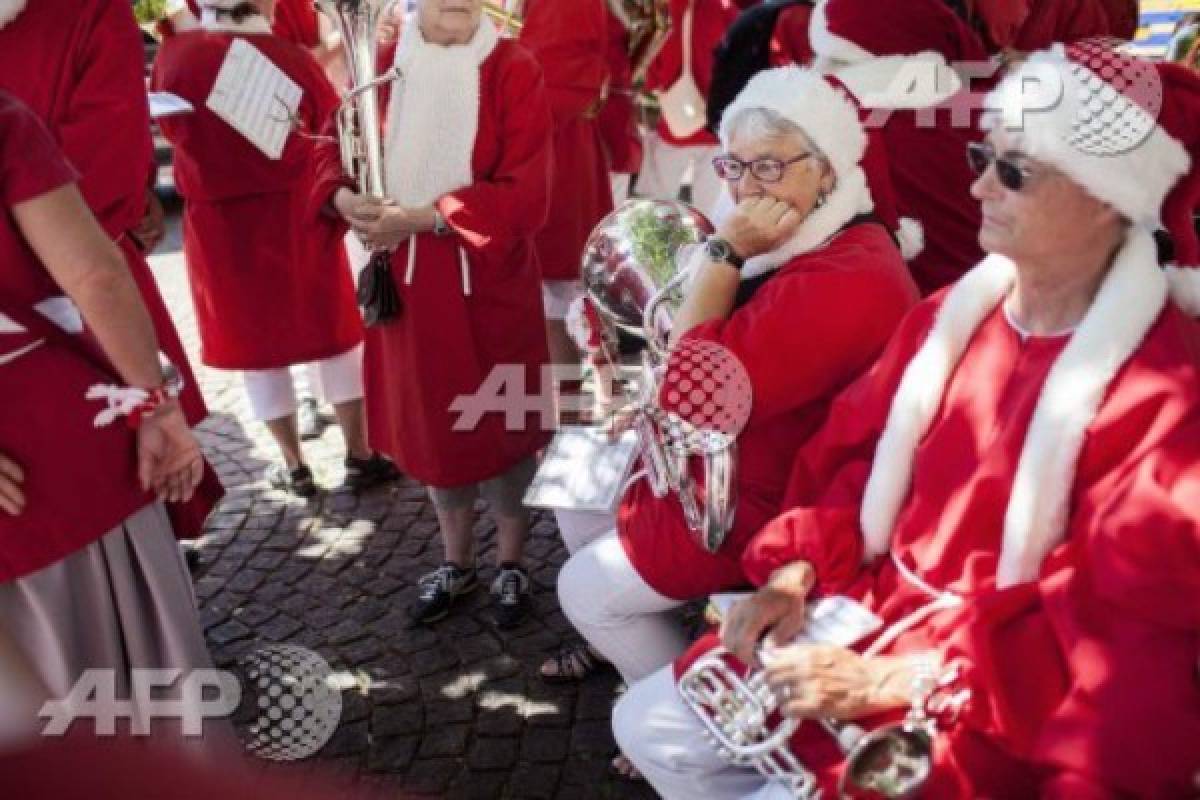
left=0, top=0, right=27, bottom=29
left=982, top=41, right=1200, bottom=311
left=861, top=44, right=1197, bottom=588
left=809, top=0, right=989, bottom=65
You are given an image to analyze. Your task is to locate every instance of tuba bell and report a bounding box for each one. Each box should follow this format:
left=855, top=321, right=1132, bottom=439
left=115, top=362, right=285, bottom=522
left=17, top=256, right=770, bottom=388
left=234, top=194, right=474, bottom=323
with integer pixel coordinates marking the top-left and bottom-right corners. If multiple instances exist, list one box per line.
left=315, top=0, right=403, bottom=326
left=581, top=198, right=739, bottom=553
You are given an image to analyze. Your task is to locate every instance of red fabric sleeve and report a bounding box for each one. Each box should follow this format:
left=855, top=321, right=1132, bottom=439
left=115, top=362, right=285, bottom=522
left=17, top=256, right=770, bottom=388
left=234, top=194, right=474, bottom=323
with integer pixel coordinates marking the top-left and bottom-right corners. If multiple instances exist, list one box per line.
left=679, top=247, right=915, bottom=424
left=0, top=94, right=78, bottom=207
left=273, top=0, right=321, bottom=49
left=519, top=0, right=609, bottom=127
left=740, top=299, right=941, bottom=588
left=1083, top=421, right=1200, bottom=630
left=436, top=50, right=553, bottom=249
left=58, top=1, right=154, bottom=238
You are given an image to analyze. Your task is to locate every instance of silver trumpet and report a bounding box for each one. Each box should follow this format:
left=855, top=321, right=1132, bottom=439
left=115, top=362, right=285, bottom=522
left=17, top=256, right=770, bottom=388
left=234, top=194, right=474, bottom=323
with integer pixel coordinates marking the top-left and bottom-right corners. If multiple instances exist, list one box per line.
left=679, top=646, right=958, bottom=799
left=315, top=0, right=402, bottom=326
left=581, top=199, right=738, bottom=553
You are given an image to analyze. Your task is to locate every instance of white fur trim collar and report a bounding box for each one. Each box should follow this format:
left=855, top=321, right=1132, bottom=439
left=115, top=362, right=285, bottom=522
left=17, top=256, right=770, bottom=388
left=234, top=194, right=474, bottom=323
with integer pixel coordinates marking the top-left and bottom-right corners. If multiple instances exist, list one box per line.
left=834, top=52, right=962, bottom=110
left=0, top=0, right=27, bottom=29
left=200, top=9, right=272, bottom=34
left=860, top=228, right=1167, bottom=587
left=1164, top=265, right=1200, bottom=317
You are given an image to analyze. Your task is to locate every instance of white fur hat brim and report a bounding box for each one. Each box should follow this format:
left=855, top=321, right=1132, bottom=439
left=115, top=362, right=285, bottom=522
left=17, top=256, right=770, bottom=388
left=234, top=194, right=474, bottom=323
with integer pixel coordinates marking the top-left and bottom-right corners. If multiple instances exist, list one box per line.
left=982, top=48, right=1190, bottom=228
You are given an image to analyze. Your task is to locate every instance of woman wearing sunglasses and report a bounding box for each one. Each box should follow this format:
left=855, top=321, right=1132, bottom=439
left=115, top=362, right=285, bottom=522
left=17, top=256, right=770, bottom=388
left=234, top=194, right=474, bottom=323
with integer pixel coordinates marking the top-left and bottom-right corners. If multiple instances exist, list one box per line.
left=550, top=66, right=919, bottom=710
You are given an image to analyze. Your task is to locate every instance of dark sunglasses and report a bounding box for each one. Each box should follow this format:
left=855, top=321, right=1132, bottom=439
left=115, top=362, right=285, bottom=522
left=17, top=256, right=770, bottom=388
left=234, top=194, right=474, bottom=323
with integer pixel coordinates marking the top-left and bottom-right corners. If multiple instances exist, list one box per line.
left=712, top=153, right=812, bottom=183
left=966, top=141, right=1033, bottom=192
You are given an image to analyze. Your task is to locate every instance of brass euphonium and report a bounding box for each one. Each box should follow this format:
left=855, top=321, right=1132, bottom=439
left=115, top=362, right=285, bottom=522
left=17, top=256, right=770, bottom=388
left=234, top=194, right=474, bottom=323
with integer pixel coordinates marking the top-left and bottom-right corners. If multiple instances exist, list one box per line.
left=314, top=0, right=402, bottom=326
left=605, top=0, right=671, bottom=84
left=581, top=198, right=738, bottom=553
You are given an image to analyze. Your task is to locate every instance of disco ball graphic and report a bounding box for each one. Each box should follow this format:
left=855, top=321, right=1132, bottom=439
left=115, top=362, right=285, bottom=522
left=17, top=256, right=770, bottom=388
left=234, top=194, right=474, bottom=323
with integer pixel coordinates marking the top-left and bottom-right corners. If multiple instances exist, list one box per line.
left=239, top=645, right=342, bottom=761
left=1065, top=37, right=1162, bottom=157
left=655, top=339, right=752, bottom=454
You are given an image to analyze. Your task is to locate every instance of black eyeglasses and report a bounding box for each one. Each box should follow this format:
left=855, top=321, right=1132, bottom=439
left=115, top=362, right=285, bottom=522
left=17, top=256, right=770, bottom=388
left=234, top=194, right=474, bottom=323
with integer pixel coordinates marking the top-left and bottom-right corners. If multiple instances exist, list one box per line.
left=966, top=141, right=1033, bottom=192
left=712, top=153, right=812, bottom=183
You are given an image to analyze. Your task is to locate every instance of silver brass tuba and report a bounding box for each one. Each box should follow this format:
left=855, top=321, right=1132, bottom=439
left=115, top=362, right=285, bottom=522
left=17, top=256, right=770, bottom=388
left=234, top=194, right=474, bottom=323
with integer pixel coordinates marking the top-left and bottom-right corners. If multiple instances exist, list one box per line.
left=679, top=645, right=960, bottom=798
left=581, top=199, right=738, bottom=553
left=315, top=0, right=402, bottom=325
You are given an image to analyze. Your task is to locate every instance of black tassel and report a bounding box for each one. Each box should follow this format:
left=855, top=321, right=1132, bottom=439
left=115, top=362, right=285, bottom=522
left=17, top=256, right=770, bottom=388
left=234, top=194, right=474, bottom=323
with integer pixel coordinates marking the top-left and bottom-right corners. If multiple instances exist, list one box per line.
left=357, top=250, right=402, bottom=326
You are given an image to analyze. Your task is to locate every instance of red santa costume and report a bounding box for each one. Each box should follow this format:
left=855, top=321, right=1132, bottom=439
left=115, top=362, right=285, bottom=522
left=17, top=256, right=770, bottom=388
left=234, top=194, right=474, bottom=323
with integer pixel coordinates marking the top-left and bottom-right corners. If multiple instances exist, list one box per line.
left=614, top=48, right=1200, bottom=799
left=809, top=0, right=994, bottom=295
left=0, top=92, right=224, bottom=749
left=310, top=13, right=553, bottom=489
left=598, top=3, right=646, bottom=205
left=0, top=0, right=208, bottom=427
left=556, top=66, right=920, bottom=684
left=151, top=6, right=366, bottom=428
left=636, top=0, right=741, bottom=216
left=519, top=0, right=614, bottom=318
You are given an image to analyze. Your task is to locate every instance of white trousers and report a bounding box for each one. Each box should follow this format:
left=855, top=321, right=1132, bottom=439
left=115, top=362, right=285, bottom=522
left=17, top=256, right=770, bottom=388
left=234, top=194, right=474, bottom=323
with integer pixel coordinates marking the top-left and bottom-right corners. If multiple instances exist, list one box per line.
left=556, top=509, right=691, bottom=683
left=615, top=666, right=785, bottom=800
left=242, top=344, right=364, bottom=422
left=634, top=133, right=724, bottom=217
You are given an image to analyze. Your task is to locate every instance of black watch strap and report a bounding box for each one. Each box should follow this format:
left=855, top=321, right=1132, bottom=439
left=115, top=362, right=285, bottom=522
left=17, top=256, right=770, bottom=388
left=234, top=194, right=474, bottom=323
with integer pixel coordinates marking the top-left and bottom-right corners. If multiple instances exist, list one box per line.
left=705, top=237, right=745, bottom=271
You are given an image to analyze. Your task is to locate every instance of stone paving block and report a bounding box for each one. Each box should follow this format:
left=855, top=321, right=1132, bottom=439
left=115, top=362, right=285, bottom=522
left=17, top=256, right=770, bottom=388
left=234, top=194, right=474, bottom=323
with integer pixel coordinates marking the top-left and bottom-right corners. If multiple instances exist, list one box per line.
left=208, top=618, right=253, bottom=645
left=417, top=724, right=470, bottom=758
left=403, top=757, right=462, bottom=795
left=445, top=771, right=509, bottom=800
left=507, top=764, right=561, bottom=800
left=568, top=719, right=615, bottom=755
left=366, top=736, right=418, bottom=773
left=257, top=613, right=303, bottom=642
left=338, top=638, right=382, bottom=665
left=467, top=736, right=519, bottom=770
left=372, top=703, right=423, bottom=737
left=520, top=728, right=569, bottom=763
left=322, top=719, right=369, bottom=759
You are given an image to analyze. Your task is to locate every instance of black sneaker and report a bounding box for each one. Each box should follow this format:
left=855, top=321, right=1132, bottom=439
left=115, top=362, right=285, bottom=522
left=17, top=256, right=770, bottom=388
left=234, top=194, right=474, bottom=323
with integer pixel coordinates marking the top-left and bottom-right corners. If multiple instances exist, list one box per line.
left=297, top=397, right=325, bottom=440
left=265, top=463, right=318, bottom=498
left=342, top=453, right=401, bottom=492
left=491, top=563, right=531, bottom=629
left=409, top=562, right=478, bottom=625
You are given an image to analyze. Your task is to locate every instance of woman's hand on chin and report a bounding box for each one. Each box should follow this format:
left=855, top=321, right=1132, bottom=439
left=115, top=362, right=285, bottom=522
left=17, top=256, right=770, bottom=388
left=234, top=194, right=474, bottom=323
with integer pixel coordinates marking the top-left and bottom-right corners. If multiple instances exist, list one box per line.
left=718, top=196, right=806, bottom=260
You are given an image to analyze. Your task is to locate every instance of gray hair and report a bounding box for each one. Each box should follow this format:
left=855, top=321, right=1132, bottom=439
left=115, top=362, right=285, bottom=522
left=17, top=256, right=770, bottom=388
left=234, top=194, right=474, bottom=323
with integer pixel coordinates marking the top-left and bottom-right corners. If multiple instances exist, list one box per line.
left=723, top=107, right=831, bottom=173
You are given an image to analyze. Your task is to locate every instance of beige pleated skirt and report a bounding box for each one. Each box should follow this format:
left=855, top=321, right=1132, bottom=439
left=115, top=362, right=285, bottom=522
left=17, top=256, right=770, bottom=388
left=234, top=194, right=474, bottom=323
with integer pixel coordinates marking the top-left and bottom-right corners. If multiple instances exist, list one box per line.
left=0, top=501, right=232, bottom=751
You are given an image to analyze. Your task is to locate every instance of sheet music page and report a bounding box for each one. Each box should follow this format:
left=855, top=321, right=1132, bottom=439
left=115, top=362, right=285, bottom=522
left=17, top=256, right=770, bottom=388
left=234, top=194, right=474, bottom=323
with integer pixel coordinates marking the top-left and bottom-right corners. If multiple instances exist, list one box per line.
left=523, top=426, right=639, bottom=513
left=205, top=38, right=303, bottom=160
left=147, top=91, right=195, bottom=120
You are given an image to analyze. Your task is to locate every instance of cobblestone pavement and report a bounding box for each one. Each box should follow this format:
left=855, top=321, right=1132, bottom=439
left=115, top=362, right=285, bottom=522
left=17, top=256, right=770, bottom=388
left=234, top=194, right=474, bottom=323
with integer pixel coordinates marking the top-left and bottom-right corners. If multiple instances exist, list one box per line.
left=148, top=235, right=661, bottom=799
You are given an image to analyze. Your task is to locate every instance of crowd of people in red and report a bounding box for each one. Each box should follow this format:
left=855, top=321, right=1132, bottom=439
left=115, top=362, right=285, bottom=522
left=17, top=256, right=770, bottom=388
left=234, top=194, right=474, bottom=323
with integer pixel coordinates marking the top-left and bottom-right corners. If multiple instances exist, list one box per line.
left=0, top=0, right=1197, bottom=796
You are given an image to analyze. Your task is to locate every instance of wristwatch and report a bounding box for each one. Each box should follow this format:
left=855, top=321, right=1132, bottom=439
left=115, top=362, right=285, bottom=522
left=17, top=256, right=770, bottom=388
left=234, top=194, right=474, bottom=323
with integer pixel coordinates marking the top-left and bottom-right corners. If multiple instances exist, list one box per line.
left=158, top=352, right=185, bottom=398
left=432, top=209, right=450, bottom=237
left=705, top=237, right=745, bottom=271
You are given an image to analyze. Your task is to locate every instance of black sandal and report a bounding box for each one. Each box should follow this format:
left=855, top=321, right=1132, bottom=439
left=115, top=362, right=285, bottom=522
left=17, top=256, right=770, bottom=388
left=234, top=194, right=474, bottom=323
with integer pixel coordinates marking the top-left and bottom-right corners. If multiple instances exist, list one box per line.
left=539, top=642, right=610, bottom=684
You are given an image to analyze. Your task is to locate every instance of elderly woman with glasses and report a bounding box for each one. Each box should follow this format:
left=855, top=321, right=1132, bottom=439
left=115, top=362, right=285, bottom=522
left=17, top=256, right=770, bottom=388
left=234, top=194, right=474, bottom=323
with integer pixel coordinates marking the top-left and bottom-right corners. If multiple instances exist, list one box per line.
left=613, top=47, right=1200, bottom=800
left=547, top=66, right=919, bottom=701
